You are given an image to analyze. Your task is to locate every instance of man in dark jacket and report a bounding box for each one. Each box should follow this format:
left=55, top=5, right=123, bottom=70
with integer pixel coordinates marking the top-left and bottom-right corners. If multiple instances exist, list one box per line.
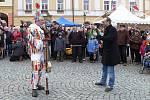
left=95, top=17, right=120, bottom=92
left=117, top=25, right=129, bottom=66
left=68, top=27, right=84, bottom=63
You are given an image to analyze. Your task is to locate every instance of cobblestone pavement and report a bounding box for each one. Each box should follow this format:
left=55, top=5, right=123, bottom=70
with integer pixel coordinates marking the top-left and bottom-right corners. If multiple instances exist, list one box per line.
left=0, top=58, right=150, bottom=100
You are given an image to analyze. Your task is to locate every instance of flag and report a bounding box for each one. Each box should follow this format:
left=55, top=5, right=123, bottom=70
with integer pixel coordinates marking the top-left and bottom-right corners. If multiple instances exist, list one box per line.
left=111, top=0, right=116, bottom=11
left=112, top=5, right=116, bottom=11
left=133, top=5, right=139, bottom=11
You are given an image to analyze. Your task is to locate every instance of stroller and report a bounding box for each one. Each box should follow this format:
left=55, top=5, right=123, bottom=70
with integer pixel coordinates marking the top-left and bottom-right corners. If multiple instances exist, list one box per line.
left=140, top=44, right=150, bottom=74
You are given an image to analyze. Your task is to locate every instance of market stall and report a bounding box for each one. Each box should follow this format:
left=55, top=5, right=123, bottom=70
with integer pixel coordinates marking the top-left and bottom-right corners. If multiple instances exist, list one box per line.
left=56, top=17, right=81, bottom=27
left=108, top=5, right=145, bottom=24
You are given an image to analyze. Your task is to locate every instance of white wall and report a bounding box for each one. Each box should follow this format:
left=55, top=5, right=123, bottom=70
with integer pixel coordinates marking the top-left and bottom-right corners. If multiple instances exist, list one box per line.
left=94, top=0, right=100, bottom=10
left=0, top=0, right=12, bottom=6
left=18, top=0, right=24, bottom=16
left=65, top=0, right=71, bottom=15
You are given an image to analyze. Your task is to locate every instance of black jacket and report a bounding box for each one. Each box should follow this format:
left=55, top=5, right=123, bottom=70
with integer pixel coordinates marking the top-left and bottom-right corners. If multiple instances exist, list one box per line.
left=102, top=25, right=120, bottom=66
left=68, top=31, right=85, bottom=45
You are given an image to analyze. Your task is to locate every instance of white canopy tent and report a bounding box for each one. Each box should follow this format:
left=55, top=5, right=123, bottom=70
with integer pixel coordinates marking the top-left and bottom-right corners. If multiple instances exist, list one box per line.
left=108, top=5, right=145, bottom=24
left=93, top=16, right=103, bottom=24
left=144, top=16, right=150, bottom=24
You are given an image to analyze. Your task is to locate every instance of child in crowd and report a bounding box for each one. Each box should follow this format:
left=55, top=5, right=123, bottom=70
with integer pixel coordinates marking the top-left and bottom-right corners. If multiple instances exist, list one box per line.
left=54, top=33, right=66, bottom=62
left=87, top=36, right=99, bottom=63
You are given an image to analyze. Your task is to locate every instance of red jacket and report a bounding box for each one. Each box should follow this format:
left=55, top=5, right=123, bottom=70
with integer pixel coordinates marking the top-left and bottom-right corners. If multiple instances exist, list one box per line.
left=13, top=31, right=22, bottom=42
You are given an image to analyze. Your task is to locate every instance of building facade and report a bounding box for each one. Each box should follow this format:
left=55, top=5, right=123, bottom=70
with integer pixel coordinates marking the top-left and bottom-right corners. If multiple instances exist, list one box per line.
left=0, top=0, right=150, bottom=26
left=0, top=0, right=13, bottom=25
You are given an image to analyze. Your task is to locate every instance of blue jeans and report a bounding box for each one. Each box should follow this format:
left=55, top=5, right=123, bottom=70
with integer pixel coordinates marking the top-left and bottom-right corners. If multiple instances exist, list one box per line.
left=100, top=65, right=115, bottom=88
left=6, top=44, right=12, bottom=56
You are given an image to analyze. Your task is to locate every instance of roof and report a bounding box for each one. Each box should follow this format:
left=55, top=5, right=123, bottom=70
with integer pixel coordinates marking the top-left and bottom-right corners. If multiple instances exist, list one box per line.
left=56, top=17, right=81, bottom=27
left=108, top=5, right=145, bottom=24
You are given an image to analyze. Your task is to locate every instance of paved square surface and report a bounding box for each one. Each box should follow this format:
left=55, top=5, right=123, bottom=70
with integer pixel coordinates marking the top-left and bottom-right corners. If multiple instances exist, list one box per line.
left=0, top=58, right=150, bottom=100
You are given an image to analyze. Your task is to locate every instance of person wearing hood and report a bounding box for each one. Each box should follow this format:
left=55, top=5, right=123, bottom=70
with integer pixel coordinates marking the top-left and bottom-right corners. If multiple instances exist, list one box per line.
left=54, top=32, right=66, bottom=62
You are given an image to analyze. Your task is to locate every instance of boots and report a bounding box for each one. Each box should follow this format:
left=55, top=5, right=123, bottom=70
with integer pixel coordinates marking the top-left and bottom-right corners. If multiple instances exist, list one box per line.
left=32, top=89, right=38, bottom=97
left=37, top=85, right=45, bottom=90
left=32, top=85, right=45, bottom=97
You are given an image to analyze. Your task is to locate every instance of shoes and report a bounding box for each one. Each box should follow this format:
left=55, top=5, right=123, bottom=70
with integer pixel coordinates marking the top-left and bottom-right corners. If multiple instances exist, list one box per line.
left=105, top=87, right=113, bottom=92
left=95, top=82, right=106, bottom=86
left=120, top=62, right=123, bottom=64
left=72, top=60, right=76, bottom=63
left=53, top=58, right=56, bottom=60
left=19, top=56, right=23, bottom=61
left=32, top=89, right=38, bottom=97
left=37, top=85, right=45, bottom=90
left=79, top=60, right=83, bottom=63
left=123, top=63, right=127, bottom=66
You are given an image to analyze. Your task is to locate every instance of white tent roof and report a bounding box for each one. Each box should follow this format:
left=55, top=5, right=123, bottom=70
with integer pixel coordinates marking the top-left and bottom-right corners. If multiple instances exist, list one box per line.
left=108, top=5, right=145, bottom=24
left=144, top=16, right=150, bottom=24
left=93, top=16, right=103, bottom=23
left=94, top=19, right=103, bottom=24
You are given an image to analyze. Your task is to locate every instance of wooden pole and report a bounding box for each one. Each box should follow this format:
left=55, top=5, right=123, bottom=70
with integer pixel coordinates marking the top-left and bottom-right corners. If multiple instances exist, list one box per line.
left=72, top=0, right=75, bottom=22
left=12, top=0, right=14, bottom=26
left=143, top=0, right=145, bottom=18
left=44, top=40, right=49, bottom=95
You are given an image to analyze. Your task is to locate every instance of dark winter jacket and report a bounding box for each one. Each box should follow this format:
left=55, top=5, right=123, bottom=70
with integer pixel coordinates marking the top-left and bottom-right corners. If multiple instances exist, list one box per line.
left=5, top=31, right=12, bottom=44
left=129, top=34, right=142, bottom=49
left=68, top=31, right=85, bottom=45
left=12, top=40, right=24, bottom=57
left=54, top=37, right=66, bottom=51
left=101, top=25, right=120, bottom=66
left=117, top=29, right=129, bottom=45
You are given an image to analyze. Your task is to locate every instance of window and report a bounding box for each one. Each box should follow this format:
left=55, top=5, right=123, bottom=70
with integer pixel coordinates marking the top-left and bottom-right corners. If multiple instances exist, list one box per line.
left=84, top=0, right=89, bottom=11
left=111, top=1, right=116, bottom=11
left=130, top=2, right=136, bottom=12
left=42, top=0, right=48, bottom=10
left=0, top=0, right=5, bottom=2
left=104, top=1, right=109, bottom=10
left=26, top=0, right=32, bottom=11
left=57, top=0, right=63, bottom=12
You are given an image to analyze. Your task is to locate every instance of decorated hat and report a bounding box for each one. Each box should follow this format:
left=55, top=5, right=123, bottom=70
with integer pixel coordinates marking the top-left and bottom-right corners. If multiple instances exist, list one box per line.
left=28, top=24, right=44, bottom=40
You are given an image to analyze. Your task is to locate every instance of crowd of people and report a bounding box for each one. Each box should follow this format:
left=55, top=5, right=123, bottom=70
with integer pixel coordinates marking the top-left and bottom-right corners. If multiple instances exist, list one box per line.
left=0, top=17, right=150, bottom=95
left=0, top=18, right=150, bottom=65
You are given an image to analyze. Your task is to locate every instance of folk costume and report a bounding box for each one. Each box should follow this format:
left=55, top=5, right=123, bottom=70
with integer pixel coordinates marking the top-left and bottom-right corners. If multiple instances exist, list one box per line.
left=27, top=24, right=45, bottom=97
